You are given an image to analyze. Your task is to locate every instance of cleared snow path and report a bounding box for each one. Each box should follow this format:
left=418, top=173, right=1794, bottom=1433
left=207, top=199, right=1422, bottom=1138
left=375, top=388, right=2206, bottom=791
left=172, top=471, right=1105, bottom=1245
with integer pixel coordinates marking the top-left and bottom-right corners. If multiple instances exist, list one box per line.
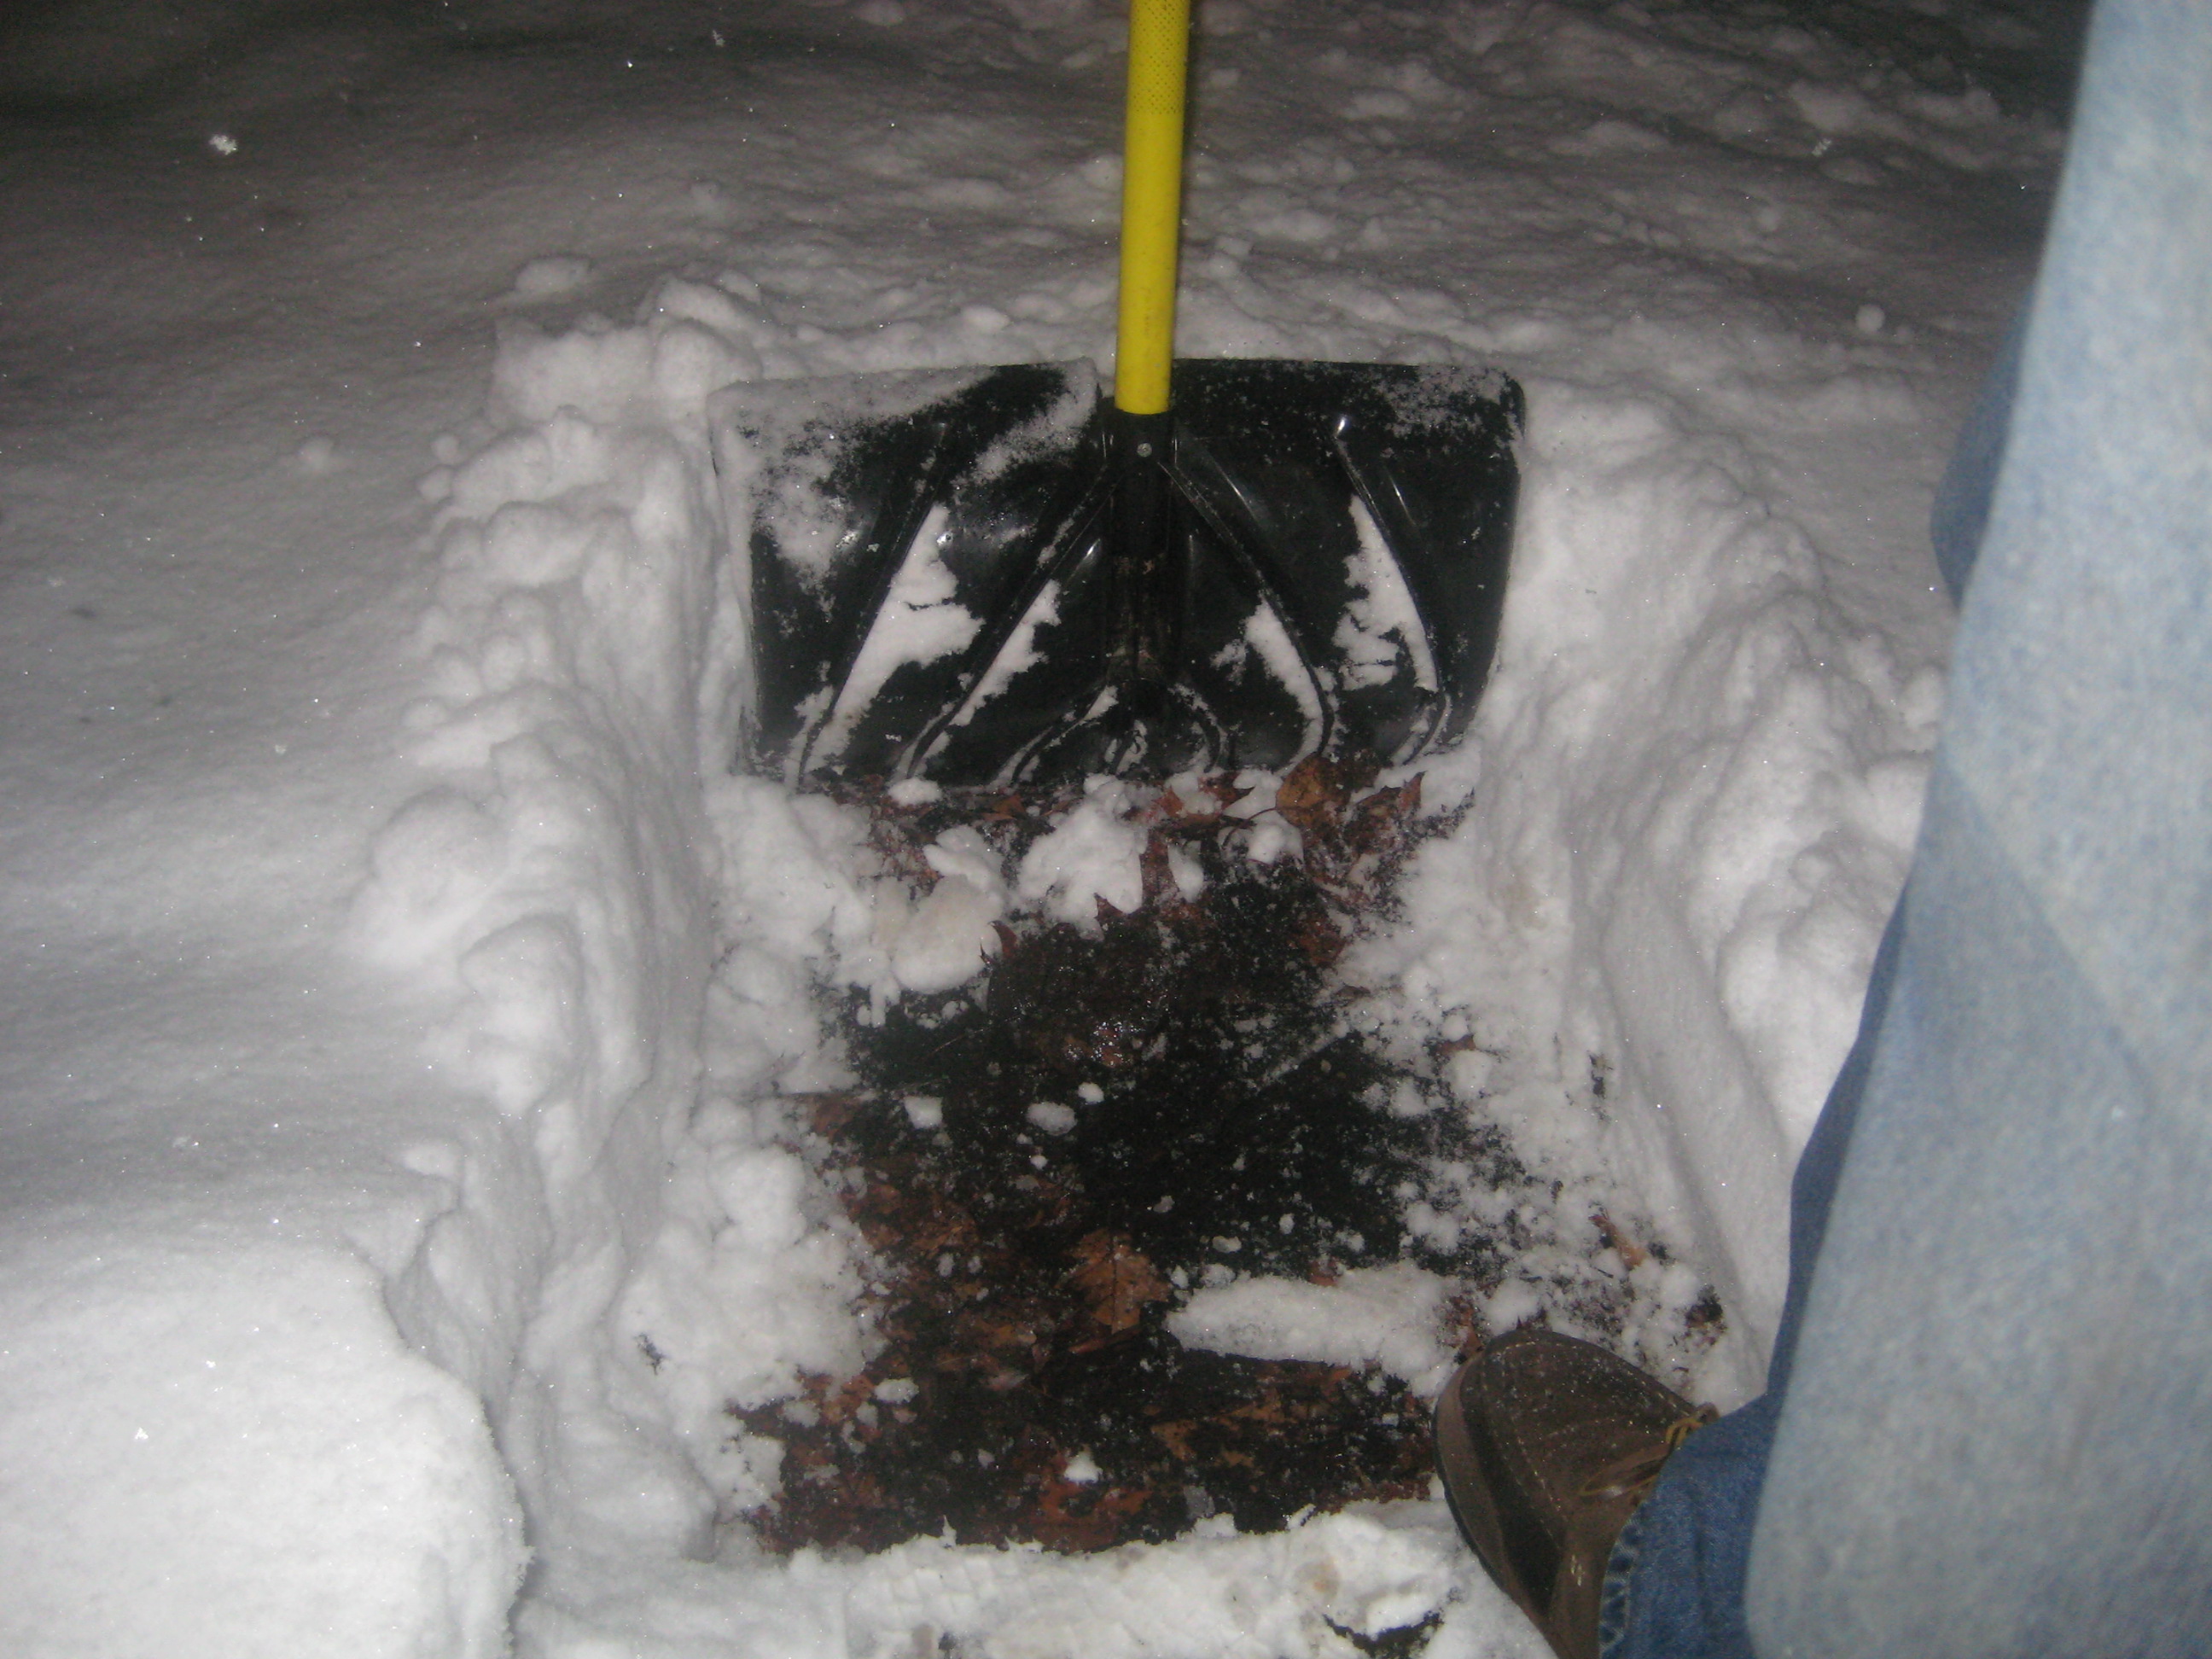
left=0, top=0, right=2075, bottom=1654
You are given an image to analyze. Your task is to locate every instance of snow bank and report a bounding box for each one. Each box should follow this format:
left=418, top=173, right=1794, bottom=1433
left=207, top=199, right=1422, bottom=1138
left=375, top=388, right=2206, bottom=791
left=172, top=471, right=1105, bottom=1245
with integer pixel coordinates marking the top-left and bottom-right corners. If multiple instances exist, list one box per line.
left=1346, top=375, right=1945, bottom=1394
left=0, top=1226, right=523, bottom=1659
left=352, top=291, right=745, bottom=1579
left=421, top=280, right=1943, bottom=1654
left=366, top=103, right=1966, bottom=1659
left=510, top=1500, right=1544, bottom=1659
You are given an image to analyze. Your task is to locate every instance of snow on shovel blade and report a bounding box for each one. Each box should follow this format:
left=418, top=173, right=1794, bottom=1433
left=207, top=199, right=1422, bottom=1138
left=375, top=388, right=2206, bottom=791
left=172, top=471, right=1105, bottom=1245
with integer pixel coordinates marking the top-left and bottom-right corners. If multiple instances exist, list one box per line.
left=710, top=358, right=1521, bottom=789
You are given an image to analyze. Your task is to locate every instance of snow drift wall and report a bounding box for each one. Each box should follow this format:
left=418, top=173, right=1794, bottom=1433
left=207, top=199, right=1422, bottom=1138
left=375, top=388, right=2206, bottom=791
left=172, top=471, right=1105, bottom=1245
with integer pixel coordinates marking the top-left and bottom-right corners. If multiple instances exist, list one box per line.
left=352, top=285, right=756, bottom=1584
left=1349, top=384, right=1937, bottom=1398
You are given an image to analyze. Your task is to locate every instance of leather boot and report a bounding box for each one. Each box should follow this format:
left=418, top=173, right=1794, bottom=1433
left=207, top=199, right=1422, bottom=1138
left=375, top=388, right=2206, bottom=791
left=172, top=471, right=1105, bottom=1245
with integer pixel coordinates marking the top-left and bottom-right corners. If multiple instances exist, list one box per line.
left=1432, top=1326, right=1715, bottom=1659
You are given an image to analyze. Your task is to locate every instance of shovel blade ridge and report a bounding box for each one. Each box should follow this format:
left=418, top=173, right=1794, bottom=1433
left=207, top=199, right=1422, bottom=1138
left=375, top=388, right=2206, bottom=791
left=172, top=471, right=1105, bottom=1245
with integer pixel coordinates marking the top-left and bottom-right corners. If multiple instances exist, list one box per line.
left=710, top=358, right=1522, bottom=789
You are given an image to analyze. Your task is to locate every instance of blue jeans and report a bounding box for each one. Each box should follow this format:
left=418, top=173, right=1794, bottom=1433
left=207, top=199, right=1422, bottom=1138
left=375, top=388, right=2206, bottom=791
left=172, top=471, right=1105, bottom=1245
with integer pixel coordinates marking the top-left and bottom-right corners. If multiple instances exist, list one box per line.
left=1605, top=3, right=2212, bottom=1653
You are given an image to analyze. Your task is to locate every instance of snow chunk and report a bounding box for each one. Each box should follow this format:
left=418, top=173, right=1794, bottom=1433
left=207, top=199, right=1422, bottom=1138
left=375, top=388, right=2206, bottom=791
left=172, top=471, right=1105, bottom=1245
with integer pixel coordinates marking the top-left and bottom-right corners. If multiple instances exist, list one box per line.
left=876, top=825, right=1010, bottom=995
left=815, top=504, right=980, bottom=765
left=1016, top=776, right=1147, bottom=928
left=881, top=869, right=1004, bottom=995
left=508, top=254, right=594, bottom=301
left=290, top=435, right=341, bottom=475
left=616, top=1116, right=871, bottom=1499
left=940, top=579, right=1062, bottom=739
left=1239, top=602, right=1324, bottom=756
left=1333, top=498, right=1438, bottom=694
left=902, top=1096, right=945, bottom=1131
left=838, top=1505, right=1462, bottom=1658
left=352, top=787, right=506, bottom=973
left=1026, top=1102, right=1077, bottom=1135
left=1167, top=1262, right=1458, bottom=1394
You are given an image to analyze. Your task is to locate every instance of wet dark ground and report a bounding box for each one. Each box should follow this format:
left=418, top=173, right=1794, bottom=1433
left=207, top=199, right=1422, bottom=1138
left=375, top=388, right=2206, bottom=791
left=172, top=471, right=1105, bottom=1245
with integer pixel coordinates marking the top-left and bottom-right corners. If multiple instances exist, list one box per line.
left=731, top=760, right=1540, bottom=1556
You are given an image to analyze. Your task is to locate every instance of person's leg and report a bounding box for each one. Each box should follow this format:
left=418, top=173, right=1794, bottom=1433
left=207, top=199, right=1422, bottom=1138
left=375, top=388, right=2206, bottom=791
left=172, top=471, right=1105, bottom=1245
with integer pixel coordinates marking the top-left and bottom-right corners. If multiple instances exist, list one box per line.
left=1598, top=919, right=1900, bottom=1659
left=1747, top=1, right=2212, bottom=1652
left=1598, top=155, right=2034, bottom=1659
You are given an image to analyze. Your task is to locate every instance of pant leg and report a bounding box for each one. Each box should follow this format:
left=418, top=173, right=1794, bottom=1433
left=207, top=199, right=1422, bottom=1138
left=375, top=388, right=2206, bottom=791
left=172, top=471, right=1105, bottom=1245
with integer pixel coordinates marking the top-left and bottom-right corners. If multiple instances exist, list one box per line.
left=1747, top=2, right=2212, bottom=1654
left=1600, top=922, right=1901, bottom=1659
left=1601, top=84, right=2043, bottom=1659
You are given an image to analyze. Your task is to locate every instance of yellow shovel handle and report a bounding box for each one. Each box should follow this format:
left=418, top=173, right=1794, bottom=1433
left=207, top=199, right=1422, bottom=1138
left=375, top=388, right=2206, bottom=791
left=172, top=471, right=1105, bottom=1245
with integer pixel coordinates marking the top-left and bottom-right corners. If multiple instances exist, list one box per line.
left=1114, top=0, right=1190, bottom=416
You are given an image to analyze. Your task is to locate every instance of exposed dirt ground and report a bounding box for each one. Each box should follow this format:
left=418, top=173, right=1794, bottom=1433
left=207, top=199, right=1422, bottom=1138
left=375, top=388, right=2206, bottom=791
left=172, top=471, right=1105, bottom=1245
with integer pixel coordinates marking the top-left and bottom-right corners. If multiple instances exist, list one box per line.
left=730, top=758, right=1719, bottom=1557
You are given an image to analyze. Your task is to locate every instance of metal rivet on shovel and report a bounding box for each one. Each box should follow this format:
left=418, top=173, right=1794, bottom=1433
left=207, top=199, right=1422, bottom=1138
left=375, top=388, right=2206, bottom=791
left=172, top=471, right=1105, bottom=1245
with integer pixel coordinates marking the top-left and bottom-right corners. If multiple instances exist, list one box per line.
left=710, top=0, right=1523, bottom=789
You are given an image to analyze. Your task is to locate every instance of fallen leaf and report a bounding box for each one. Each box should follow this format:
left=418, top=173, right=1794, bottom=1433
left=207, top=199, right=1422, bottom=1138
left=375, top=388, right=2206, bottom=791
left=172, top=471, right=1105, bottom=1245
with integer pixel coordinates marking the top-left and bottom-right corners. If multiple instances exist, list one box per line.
left=1592, top=1209, right=1650, bottom=1269
left=1068, top=1230, right=1171, bottom=1336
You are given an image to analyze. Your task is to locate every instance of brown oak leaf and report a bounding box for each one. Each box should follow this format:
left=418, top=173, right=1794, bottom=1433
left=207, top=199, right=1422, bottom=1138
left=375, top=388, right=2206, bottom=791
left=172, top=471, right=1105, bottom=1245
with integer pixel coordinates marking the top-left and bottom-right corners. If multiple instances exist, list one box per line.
left=1067, top=1230, right=1171, bottom=1339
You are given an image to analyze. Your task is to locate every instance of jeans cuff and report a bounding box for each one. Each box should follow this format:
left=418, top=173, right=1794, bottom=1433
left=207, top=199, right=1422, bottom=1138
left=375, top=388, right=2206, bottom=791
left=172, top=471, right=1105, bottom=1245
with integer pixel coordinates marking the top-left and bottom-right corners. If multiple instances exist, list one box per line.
left=1596, top=1500, right=1647, bottom=1659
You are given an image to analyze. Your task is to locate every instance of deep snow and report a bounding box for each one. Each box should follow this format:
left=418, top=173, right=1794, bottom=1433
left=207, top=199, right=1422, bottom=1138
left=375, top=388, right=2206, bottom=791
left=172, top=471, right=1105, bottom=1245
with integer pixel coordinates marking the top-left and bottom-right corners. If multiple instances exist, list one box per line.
left=0, top=0, right=2077, bottom=1653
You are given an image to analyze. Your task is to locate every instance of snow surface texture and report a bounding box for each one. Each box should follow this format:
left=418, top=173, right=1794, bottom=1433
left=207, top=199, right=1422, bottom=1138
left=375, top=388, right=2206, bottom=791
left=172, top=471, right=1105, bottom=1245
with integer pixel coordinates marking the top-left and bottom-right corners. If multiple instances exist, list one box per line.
left=0, top=0, right=2074, bottom=1653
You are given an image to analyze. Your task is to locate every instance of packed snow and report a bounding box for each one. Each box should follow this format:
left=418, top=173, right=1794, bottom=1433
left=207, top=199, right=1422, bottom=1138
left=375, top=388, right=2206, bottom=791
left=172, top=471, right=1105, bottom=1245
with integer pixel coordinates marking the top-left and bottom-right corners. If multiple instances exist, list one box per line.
left=0, top=0, right=2077, bottom=1653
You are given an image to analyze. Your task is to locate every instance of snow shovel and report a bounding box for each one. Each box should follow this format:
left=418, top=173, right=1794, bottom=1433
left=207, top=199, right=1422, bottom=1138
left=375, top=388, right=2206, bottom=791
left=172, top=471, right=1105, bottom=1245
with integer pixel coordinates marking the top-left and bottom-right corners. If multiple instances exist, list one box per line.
left=709, top=0, right=1522, bottom=790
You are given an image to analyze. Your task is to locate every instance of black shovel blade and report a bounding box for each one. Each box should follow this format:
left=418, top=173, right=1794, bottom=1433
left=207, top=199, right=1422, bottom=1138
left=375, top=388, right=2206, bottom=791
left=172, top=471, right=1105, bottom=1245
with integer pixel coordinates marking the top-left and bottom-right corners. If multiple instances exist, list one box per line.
left=710, top=358, right=1521, bottom=789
